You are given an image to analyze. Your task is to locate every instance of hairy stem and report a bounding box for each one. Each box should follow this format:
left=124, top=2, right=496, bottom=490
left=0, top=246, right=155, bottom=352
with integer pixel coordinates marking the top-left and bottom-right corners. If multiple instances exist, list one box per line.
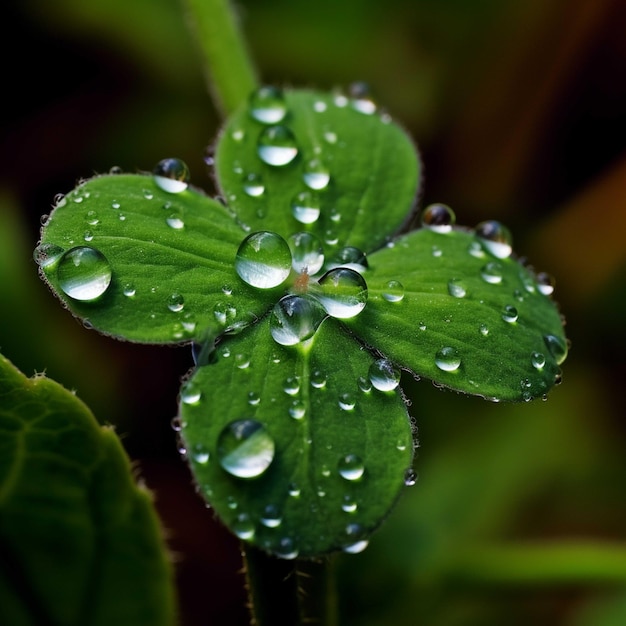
left=181, top=0, right=259, bottom=117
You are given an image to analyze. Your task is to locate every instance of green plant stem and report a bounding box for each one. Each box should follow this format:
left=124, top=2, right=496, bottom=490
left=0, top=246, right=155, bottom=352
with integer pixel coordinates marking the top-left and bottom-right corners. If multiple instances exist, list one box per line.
left=181, top=0, right=259, bottom=117
left=447, top=542, right=626, bottom=586
left=243, top=545, right=338, bottom=626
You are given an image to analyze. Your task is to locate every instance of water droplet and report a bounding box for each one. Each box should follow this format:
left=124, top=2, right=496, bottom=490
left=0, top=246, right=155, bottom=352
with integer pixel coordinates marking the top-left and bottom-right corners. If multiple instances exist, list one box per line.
left=283, top=376, right=300, bottom=396
left=431, top=245, right=442, bottom=257
left=242, top=172, right=265, bottom=197
left=404, top=468, right=417, bottom=486
left=421, top=203, right=456, bottom=233
left=153, top=158, right=190, bottom=193
left=233, top=514, right=255, bottom=540
left=382, top=280, right=405, bottom=303
left=167, top=293, right=184, bottom=312
left=357, top=376, right=372, bottom=393
left=502, top=304, right=518, bottom=323
left=288, top=482, right=301, bottom=497
left=291, top=190, right=321, bottom=224
left=57, top=246, right=112, bottom=301
left=468, top=241, right=486, bottom=258
left=536, top=272, right=555, bottom=296
left=289, top=400, right=306, bottom=420
left=329, top=207, right=341, bottom=222
left=288, top=232, right=325, bottom=275
left=435, top=346, right=461, bottom=372
left=341, top=495, right=358, bottom=513
left=217, top=419, right=275, bottom=479
left=324, top=229, right=339, bottom=246
left=303, top=158, right=330, bottom=190
left=249, top=86, right=287, bottom=124
left=270, top=295, right=326, bottom=346
left=310, top=369, right=327, bottom=389
left=338, top=454, right=365, bottom=481
left=246, top=391, right=260, bottom=406
left=260, top=504, right=282, bottom=528
left=191, top=443, right=210, bottom=464
left=349, top=82, right=377, bottom=114
left=324, top=131, right=338, bottom=144
left=235, top=353, right=250, bottom=369
left=33, top=243, right=65, bottom=269
left=329, top=247, right=368, bottom=273
left=235, top=231, right=292, bottom=289
left=334, top=93, right=349, bottom=107
left=83, top=230, right=94, bottom=242
left=274, top=537, right=298, bottom=560
left=338, top=392, right=356, bottom=411
left=343, top=523, right=369, bottom=553
left=317, top=268, right=368, bottom=319
left=476, top=220, right=513, bottom=259
left=231, top=129, right=245, bottom=142
left=369, top=359, right=401, bottom=392
left=166, top=214, right=185, bottom=230
left=257, top=126, right=298, bottom=166
left=479, top=323, right=489, bottom=336
left=448, top=278, right=467, bottom=298
left=84, top=210, right=98, bottom=225
left=544, top=334, right=568, bottom=365
left=181, top=381, right=202, bottom=405
left=480, top=261, right=504, bottom=285
left=313, top=100, right=327, bottom=112
left=531, top=351, right=546, bottom=370
left=213, top=301, right=237, bottom=325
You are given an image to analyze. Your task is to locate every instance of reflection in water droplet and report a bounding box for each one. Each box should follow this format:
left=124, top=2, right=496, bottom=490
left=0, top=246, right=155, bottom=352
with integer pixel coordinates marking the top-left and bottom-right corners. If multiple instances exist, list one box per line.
left=317, top=268, right=368, bottom=319
left=502, top=304, right=518, bottom=323
left=291, top=190, right=321, bottom=224
left=257, top=126, right=298, bottom=166
left=83, top=230, right=94, bottom=242
left=167, top=293, right=184, bottom=312
left=283, top=376, right=300, bottom=396
left=235, top=231, right=292, bottom=289
left=343, top=522, right=369, bottom=553
left=480, top=261, right=504, bottom=285
left=310, top=369, right=327, bottom=389
left=476, top=220, right=513, bottom=258
left=249, top=86, right=287, bottom=124
left=421, top=203, right=456, bottom=233
left=382, top=280, right=405, bottom=302
left=342, top=495, right=358, bottom=513
left=85, top=210, right=99, bottom=225
left=531, top=351, right=546, bottom=370
left=368, top=359, right=401, bottom=392
left=153, top=158, right=190, bottom=193
left=288, top=232, right=325, bottom=275
left=57, top=246, right=112, bottom=301
left=338, top=454, right=365, bottom=481
left=289, top=400, right=306, bottom=420
left=435, top=346, right=461, bottom=372
left=303, top=158, right=330, bottom=190
left=544, top=334, right=568, bottom=365
left=213, top=301, right=237, bottom=325
left=448, top=278, right=467, bottom=298
left=270, top=295, right=326, bottom=346
left=217, top=419, right=275, bottom=478
left=242, top=172, right=265, bottom=197
left=247, top=391, right=260, bottom=406
left=329, top=247, right=368, bottom=273
left=338, top=393, right=356, bottom=411
left=34, top=243, right=65, bottom=269
left=404, top=468, right=417, bottom=486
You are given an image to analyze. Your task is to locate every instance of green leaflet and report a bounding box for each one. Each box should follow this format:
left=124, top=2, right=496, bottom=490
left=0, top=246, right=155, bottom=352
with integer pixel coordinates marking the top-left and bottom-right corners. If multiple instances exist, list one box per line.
left=349, top=228, right=567, bottom=401
left=36, top=173, right=276, bottom=343
left=0, top=353, right=175, bottom=626
left=179, top=317, right=414, bottom=558
left=216, top=88, right=420, bottom=253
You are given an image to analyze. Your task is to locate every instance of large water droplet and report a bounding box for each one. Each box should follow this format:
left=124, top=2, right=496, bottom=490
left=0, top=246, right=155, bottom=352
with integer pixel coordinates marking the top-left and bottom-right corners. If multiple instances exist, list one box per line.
left=329, top=247, right=368, bottom=273
left=317, top=268, right=368, bottom=319
left=235, top=231, right=292, bottom=289
left=338, top=454, right=365, bottom=481
left=34, top=243, right=65, bottom=269
left=435, top=346, right=461, bottom=372
left=242, top=173, right=265, bottom=197
left=288, top=232, right=325, bottom=275
left=369, top=359, right=401, bottom=392
left=303, top=158, right=330, bottom=190
left=153, top=158, right=190, bottom=193
left=291, top=190, right=321, bottom=224
left=257, top=126, right=298, bottom=166
left=269, top=295, right=326, bottom=346
left=382, top=280, right=405, bottom=303
left=421, top=203, right=456, bottom=233
left=57, top=246, right=112, bottom=301
left=249, top=86, right=287, bottom=124
left=476, top=220, right=513, bottom=259
left=543, top=334, right=568, bottom=365
left=217, top=419, right=275, bottom=479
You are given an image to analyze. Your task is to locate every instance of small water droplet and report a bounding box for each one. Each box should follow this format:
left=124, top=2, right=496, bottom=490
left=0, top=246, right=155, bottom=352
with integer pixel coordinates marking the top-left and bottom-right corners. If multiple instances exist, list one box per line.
left=479, top=323, right=489, bottom=336
left=369, top=358, right=401, bottom=392
left=288, top=232, right=325, bottom=275
left=233, top=514, right=255, bottom=540
left=242, top=172, right=265, bottom=197
left=324, top=229, right=339, bottom=246
left=481, top=261, right=504, bottom=285
left=291, top=190, right=321, bottom=224
left=191, top=443, right=210, bottom=464
left=167, top=293, right=184, bottom=312
left=502, top=304, right=518, bottom=323
left=274, top=537, right=298, bottom=560
left=343, top=522, right=369, bottom=553
left=329, top=246, right=368, bottom=273
left=34, top=243, right=65, bottom=269
left=543, top=334, right=568, bottom=365
left=317, top=268, right=368, bottom=319
left=180, top=381, right=201, bottom=405
left=310, top=369, right=327, bottom=389
left=84, top=210, right=99, bottom=225
left=270, top=295, right=326, bottom=346
left=288, top=482, right=301, bottom=497
left=476, top=220, right=513, bottom=258
left=421, top=203, right=456, bottom=233
left=217, top=419, right=275, bottom=479
left=536, top=272, right=555, bottom=296
left=283, top=376, right=300, bottom=396
left=313, top=100, right=327, bottom=112
left=249, top=86, right=287, bottom=124
left=170, top=417, right=182, bottom=432
left=404, top=468, right=417, bottom=486
left=83, top=230, right=94, bottom=242
left=213, top=301, right=237, bottom=325
left=153, top=158, right=190, bottom=193
left=289, top=399, right=306, bottom=420
left=57, top=246, right=112, bottom=301
left=235, top=231, right=292, bottom=289
left=468, top=241, right=486, bottom=258
left=432, top=245, right=442, bottom=257
left=382, top=280, right=405, bottom=303
left=324, top=131, right=338, bottom=144
left=448, top=278, right=467, bottom=298
left=357, top=376, right=372, bottom=393
left=349, top=81, right=377, bottom=114
left=338, top=392, right=356, bottom=411
left=143, top=189, right=154, bottom=200
left=303, top=158, right=330, bottom=190
left=235, top=353, right=250, bottom=369
left=261, top=504, right=282, bottom=528
left=531, top=351, right=546, bottom=370
left=341, top=495, right=358, bottom=513
left=338, top=454, right=365, bottom=481
left=257, top=126, right=298, bottom=166
left=435, top=346, right=461, bottom=372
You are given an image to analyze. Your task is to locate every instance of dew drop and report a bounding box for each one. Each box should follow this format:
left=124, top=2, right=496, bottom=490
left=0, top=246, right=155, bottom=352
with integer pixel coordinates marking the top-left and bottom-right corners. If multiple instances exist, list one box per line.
left=502, top=304, right=518, bottom=323
left=288, top=232, right=325, bottom=275
left=310, top=369, right=327, bottom=389
left=317, top=268, right=368, bottom=319
left=270, top=295, right=326, bottom=346
left=480, top=261, right=504, bottom=285
left=382, top=280, right=405, bottom=303
left=536, top=272, right=555, bottom=296
left=235, top=353, right=250, bottom=369
left=476, top=220, right=513, bottom=259
left=83, top=230, right=94, bottom=242
left=479, top=323, right=489, bottom=336
left=33, top=243, right=65, bottom=269
left=313, top=100, right=327, bottom=113
left=153, top=158, right=190, bottom=193
left=180, top=381, right=202, bottom=405
left=435, top=346, right=461, bottom=372
left=349, top=82, right=377, bottom=114
left=291, top=190, right=321, bottom=224
left=257, top=126, right=298, bottom=166
left=324, top=131, right=338, bottom=144
left=191, top=443, right=210, bottom=464
left=274, top=537, right=298, bottom=560
left=85, top=210, right=99, bottom=225
left=404, top=468, right=418, bottom=486
left=303, top=158, right=330, bottom=190
left=341, top=495, right=358, bottom=513
left=338, top=392, right=356, bottom=411
left=343, top=523, right=369, bottom=554
left=432, top=245, right=442, bottom=257
left=531, top=351, right=546, bottom=370
left=421, top=203, right=456, bottom=233
left=543, top=334, right=568, bottom=365
left=357, top=376, right=372, bottom=393
left=368, top=359, right=401, bottom=392
left=283, top=376, right=300, bottom=396
left=261, top=504, right=282, bottom=528
left=213, top=301, right=237, bottom=325
left=166, top=214, right=185, bottom=230
left=235, top=231, right=292, bottom=289
left=249, top=86, right=287, bottom=124
left=289, top=400, right=306, bottom=420
left=448, top=278, right=467, bottom=298
left=57, top=246, right=112, bottom=301
left=242, top=172, right=265, bottom=197
left=217, top=419, right=275, bottom=479
left=247, top=391, right=260, bottom=406
left=338, top=454, right=365, bottom=481
left=288, top=482, right=301, bottom=497
left=468, top=241, right=486, bottom=258
left=233, top=514, right=255, bottom=540
left=329, top=246, right=368, bottom=273
left=167, top=293, right=184, bottom=313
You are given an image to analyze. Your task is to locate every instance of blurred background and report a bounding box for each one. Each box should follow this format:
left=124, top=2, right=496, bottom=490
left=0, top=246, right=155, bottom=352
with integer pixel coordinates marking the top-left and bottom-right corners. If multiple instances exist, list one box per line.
left=1, top=0, right=626, bottom=624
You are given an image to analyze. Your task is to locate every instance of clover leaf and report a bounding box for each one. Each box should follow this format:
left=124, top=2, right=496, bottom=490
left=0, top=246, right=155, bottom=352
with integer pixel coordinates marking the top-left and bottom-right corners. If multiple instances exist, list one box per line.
left=35, top=87, right=567, bottom=558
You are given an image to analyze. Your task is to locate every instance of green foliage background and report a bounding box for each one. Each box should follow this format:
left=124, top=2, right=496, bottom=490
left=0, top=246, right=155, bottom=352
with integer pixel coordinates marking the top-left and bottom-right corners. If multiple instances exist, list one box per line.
left=1, top=0, right=625, bottom=624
